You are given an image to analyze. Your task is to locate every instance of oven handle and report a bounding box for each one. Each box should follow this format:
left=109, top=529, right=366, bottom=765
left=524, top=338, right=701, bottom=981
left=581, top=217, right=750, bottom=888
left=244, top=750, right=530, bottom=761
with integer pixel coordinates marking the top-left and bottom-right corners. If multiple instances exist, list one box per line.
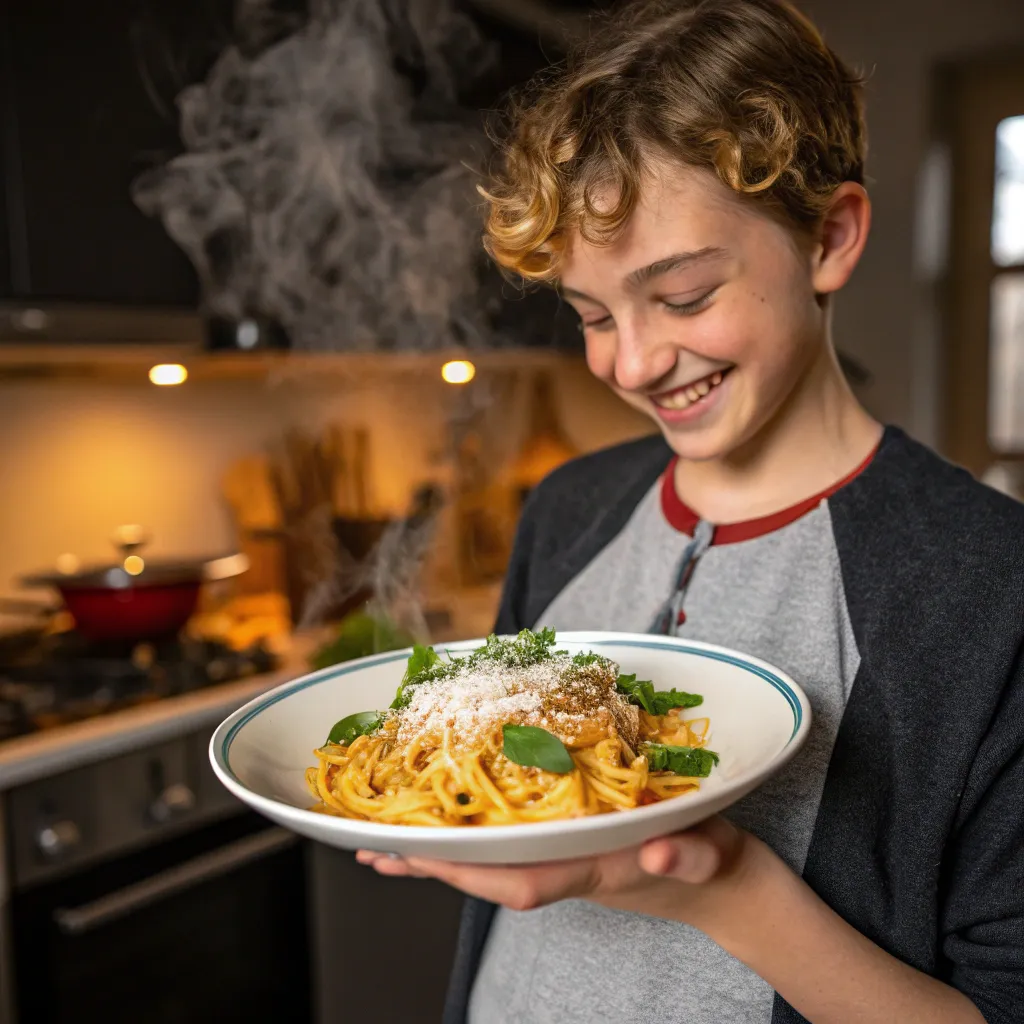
left=53, top=826, right=299, bottom=936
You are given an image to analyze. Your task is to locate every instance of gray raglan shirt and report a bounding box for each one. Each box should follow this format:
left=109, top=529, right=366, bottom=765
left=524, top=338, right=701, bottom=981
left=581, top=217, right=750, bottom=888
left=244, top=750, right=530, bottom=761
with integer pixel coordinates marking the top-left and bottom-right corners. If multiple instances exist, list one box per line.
left=443, top=427, right=1024, bottom=1024
left=469, top=468, right=859, bottom=1024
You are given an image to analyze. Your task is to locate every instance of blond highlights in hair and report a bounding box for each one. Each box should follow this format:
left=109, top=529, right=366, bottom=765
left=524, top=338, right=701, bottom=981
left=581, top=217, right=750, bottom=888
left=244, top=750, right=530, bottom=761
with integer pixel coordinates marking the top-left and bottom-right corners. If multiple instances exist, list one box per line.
left=481, top=0, right=867, bottom=281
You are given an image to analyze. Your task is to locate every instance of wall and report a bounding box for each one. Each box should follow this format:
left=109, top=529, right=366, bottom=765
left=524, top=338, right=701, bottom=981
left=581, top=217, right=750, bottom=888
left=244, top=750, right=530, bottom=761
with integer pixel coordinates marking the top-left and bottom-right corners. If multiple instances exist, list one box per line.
left=805, top=0, right=1024, bottom=445
left=0, top=361, right=652, bottom=599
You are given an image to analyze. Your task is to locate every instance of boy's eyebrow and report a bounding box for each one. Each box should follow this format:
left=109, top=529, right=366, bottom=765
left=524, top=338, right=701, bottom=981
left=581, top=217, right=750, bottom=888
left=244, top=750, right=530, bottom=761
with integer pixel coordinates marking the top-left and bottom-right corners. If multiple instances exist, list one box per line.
left=625, top=246, right=729, bottom=287
left=560, top=246, right=730, bottom=303
left=560, top=286, right=600, bottom=303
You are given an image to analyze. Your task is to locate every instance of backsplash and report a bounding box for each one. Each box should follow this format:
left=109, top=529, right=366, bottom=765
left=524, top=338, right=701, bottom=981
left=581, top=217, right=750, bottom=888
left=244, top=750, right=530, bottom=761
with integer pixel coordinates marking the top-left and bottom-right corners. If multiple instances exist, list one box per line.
left=0, top=360, right=652, bottom=601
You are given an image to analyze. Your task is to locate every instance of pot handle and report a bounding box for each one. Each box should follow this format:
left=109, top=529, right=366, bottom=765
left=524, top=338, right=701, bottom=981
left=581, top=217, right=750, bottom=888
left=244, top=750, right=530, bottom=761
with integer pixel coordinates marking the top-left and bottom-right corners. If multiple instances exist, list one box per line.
left=112, top=524, right=149, bottom=558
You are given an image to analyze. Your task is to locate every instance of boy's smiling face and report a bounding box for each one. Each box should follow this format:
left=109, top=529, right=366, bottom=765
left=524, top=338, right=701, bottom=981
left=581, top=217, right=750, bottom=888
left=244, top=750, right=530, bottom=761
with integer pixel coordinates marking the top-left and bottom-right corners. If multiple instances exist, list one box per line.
left=560, top=161, right=861, bottom=462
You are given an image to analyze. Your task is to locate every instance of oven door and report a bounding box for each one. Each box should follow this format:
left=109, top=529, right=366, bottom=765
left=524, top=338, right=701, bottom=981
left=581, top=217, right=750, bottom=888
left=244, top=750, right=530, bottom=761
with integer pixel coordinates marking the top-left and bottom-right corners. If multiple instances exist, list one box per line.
left=10, top=812, right=311, bottom=1024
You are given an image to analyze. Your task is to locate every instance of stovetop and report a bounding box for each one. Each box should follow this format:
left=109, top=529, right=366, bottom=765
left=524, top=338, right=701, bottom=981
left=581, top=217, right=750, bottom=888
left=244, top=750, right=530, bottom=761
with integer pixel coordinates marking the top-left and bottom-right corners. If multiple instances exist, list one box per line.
left=0, top=631, right=279, bottom=741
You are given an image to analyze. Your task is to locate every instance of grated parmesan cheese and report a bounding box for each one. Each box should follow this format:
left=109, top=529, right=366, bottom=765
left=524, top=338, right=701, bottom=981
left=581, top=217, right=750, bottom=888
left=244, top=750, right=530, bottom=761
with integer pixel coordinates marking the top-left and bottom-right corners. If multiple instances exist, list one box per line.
left=394, top=653, right=635, bottom=751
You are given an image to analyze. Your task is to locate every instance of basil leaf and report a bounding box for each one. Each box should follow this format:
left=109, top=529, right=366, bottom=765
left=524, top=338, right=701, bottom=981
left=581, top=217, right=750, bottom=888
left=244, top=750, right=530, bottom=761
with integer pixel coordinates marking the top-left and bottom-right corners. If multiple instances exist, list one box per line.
left=649, top=688, right=704, bottom=714
left=404, top=643, right=441, bottom=682
left=616, top=675, right=704, bottom=716
left=615, top=673, right=657, bottom=714
left=327, top=711, right=384, bottom=746
left=391, top=643, right=443, bottom=709
left=502, top=724, right=575, bottom=774
left=642, top=742, right=719, bottom=777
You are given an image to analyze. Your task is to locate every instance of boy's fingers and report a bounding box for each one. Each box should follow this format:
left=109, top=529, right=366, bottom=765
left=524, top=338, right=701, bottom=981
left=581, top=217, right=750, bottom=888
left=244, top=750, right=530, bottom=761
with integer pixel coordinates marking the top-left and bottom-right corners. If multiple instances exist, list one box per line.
left=638, top=816, right=742, bottom=884
left=355, top=850, right=430, bottom=878
left=403, top=857, right=600, bottom=911
left=639, top=834, right=721, bottom=882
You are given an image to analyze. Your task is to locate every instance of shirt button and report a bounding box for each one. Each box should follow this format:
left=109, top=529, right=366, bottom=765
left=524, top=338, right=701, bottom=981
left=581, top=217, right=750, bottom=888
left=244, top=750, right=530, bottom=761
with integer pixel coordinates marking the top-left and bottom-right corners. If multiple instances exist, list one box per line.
left=676, top=609, right=687, bottom=626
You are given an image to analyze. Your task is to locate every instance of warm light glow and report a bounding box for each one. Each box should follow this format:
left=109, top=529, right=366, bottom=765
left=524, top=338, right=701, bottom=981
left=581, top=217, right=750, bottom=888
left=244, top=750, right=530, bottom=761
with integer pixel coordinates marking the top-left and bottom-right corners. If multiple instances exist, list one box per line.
left=149, top=363, right=188, bottom=386
left=115, top=524, right=147, bottom=547
left=55, top=553, right=80, bottom=575
left=123, top=555, right=146, bottom=576
left=441, top=359, right=476, bottom=385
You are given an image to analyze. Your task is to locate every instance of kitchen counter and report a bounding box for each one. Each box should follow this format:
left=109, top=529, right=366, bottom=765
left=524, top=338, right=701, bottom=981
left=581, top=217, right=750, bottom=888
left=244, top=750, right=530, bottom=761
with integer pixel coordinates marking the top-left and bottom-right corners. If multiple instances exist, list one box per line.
left=0, top=646, right=312, bottom=792
left=0, top=586, right=503, bottom=791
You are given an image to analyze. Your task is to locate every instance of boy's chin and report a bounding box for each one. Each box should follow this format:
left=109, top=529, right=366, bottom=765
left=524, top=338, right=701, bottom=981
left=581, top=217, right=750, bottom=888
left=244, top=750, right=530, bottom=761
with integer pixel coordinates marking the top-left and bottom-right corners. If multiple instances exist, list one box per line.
left=656, top=426, right=727, bottom=462
left=648, top=409, right=741, bottom=463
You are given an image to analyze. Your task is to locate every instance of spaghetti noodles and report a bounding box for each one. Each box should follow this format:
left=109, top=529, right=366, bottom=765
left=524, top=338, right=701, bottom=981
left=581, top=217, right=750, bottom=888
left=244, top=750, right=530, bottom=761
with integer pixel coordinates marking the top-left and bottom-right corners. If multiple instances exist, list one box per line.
left=306, top=629, right=717, bottom=827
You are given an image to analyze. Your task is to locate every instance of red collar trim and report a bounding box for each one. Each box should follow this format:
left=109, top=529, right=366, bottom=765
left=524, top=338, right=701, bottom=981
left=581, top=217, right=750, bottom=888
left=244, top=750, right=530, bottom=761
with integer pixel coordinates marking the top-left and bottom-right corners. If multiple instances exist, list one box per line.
left=660, top=443, right=880, bottom=544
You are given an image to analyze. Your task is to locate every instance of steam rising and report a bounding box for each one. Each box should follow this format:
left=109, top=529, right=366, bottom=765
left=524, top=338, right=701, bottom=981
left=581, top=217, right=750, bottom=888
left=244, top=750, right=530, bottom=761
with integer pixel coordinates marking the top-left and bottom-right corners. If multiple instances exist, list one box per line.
left=132, top=0, right=499, bottom=352
left=295, top=486, right=443, bottom=636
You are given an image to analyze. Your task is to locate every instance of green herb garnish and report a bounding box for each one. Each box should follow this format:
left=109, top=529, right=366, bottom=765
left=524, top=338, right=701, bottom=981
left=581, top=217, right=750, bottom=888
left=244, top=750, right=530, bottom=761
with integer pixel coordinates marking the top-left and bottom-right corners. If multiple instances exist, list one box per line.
left=390, top=630, right=564, bottom=713
left=467, top=628, right=558, bottom=670
left=615, top=674, right=703, bottom=715
left=309, top=611, right=415, bottom=670
left=390, top=642, right=445, bottom=709
left=615, top=673, right=658, bottom=714
left=649, top=688, right=704, bottom=714
left=571, top=651, right=606, bottom=668
left=642, top=742, right=719, bottom=778
left=502, top=724, right=575, bottom=774
left=326, top=711, right=384, bottom=746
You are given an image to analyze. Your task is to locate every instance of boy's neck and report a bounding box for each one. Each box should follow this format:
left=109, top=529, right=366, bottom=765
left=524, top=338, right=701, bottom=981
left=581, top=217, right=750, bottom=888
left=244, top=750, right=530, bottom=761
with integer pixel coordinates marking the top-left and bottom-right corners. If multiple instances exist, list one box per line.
left=671, top=346, right=882, bottom=525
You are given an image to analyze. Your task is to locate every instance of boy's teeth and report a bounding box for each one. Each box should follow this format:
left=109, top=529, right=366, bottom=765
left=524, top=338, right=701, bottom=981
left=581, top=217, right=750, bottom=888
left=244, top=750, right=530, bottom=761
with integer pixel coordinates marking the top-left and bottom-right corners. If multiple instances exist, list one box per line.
left=661, top=391, right=691, bottom=409
left=656, top=369, right=728, bottom=411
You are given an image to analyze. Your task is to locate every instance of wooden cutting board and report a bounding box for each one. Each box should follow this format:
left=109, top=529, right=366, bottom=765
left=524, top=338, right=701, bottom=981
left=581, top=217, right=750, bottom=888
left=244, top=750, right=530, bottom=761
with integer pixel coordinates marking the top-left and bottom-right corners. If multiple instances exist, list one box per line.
left=221, top=455, right=287, bottom=595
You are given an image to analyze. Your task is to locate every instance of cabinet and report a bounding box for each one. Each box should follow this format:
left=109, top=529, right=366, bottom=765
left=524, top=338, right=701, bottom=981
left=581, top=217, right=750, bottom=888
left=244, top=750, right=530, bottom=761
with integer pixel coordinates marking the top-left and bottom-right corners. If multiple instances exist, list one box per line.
left=0, top=0, right=215, bottom=307
left=0, top=0, right=586, bottom=346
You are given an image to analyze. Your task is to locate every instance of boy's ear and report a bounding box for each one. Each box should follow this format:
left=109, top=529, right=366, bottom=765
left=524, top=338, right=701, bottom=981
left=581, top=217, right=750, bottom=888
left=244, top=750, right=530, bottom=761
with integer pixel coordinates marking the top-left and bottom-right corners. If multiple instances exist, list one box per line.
left=811, top=182, right=871, bottom=296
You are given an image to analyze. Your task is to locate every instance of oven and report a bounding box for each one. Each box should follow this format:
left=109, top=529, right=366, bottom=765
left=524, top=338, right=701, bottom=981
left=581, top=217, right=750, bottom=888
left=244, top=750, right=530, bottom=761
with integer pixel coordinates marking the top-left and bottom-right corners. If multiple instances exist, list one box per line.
left=0, top=727, right=312, bottom=1023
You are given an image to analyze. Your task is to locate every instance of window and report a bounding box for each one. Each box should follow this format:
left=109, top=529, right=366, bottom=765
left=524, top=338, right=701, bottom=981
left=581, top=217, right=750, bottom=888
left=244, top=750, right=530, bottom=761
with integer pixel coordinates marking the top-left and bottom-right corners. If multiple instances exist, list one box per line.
left=988, top=114, right=1024, bottom=451
left=992, top=115, right=1024, bottom=267
left=988, top=272, right=1024, bottom=450
left=943, top=59, right=1024, bottom=473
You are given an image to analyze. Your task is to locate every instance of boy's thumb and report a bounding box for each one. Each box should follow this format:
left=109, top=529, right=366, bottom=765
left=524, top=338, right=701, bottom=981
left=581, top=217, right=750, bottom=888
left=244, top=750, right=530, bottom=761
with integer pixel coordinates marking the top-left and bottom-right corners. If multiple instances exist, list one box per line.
left=638, top=816, right=740, bottom=884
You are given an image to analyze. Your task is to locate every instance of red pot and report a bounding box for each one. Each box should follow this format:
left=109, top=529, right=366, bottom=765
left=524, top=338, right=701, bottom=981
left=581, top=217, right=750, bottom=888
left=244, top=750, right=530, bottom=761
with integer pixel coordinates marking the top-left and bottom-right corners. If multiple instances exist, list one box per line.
left=20, top=531, right=248, bottom=642
left=55, top=582, right=204, bottom=641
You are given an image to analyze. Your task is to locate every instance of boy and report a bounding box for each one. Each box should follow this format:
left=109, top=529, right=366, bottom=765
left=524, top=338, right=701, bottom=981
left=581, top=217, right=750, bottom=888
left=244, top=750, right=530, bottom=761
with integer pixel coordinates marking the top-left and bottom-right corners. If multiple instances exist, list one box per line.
left=359, top=1, right=1024, bottom=1021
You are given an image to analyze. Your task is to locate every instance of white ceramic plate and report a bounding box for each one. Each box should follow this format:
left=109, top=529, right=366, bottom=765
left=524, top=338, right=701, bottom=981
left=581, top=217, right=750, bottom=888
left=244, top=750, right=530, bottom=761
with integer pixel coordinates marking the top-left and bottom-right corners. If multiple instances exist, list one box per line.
left=210, top=632, right=811, bottom=864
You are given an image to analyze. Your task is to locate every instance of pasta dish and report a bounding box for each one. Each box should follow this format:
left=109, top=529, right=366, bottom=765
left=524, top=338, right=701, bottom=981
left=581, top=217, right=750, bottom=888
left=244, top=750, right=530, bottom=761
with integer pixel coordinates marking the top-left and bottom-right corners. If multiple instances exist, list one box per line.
left=306, top=629, right=717, bottom=827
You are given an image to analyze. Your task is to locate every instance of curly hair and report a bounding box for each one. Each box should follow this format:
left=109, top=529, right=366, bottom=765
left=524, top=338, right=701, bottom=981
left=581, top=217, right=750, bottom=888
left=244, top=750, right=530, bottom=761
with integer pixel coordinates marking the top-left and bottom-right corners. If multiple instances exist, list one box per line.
left=480, top=0, right=867, bottom=281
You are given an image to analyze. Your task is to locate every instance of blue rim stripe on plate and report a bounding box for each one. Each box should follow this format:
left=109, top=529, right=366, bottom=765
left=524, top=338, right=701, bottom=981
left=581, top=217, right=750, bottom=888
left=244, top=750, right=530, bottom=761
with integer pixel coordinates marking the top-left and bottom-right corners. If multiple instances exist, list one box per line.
left=218, top=639, right=803, bottom=784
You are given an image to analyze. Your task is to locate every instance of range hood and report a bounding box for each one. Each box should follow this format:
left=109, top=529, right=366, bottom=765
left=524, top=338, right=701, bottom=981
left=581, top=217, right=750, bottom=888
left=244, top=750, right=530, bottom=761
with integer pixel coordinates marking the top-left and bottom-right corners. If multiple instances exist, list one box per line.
left=0, top=303, right=203, bottom=347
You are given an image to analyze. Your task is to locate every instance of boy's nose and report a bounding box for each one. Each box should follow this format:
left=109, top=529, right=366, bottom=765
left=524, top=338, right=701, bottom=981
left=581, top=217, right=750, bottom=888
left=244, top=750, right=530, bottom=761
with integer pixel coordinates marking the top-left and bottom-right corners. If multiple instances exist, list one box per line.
left=613, top=327, right=679, bottom=394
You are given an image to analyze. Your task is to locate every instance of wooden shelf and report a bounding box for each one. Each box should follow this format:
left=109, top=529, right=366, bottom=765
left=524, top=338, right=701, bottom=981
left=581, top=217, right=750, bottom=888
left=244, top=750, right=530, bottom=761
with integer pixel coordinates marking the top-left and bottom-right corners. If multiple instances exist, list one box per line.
left=0, top=343, right=580, bottom=383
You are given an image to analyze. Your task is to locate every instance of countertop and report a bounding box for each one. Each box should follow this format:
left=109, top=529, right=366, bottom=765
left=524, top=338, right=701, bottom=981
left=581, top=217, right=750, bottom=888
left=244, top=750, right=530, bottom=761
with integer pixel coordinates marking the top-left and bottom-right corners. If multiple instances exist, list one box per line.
left=0, top=586, right=503, bottom=791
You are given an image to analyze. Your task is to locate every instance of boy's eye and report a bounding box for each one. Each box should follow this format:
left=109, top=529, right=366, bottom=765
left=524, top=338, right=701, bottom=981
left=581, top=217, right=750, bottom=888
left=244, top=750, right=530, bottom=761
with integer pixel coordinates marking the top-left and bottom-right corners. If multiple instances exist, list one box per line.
left=662, top=289, right=717, bottom=316
left=581, top=315, right=615, bottom=332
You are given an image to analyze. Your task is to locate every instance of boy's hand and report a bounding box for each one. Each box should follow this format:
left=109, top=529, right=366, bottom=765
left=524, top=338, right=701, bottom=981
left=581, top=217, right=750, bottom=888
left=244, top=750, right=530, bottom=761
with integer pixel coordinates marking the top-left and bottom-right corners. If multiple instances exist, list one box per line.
left=355, top=815, right=759, bottom=933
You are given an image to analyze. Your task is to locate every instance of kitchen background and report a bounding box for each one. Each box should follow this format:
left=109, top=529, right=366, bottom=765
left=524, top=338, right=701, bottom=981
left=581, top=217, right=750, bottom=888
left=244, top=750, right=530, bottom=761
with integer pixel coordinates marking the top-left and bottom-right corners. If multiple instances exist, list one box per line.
left=0, top=0, right=1022, bottom=1022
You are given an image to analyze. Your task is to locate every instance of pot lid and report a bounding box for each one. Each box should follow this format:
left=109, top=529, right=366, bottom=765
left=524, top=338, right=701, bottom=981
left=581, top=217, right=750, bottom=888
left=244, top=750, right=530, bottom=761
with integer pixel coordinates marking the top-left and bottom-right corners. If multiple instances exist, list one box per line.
left=18, top=526, right=249, bottom=591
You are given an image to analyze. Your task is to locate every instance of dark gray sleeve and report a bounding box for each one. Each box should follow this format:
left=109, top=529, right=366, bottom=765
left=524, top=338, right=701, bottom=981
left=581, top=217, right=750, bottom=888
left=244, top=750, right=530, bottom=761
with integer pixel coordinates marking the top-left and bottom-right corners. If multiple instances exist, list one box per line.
left=774, top=428, right=1024, bottom=1024
left=942, top=654, right=1024, bottom=1024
